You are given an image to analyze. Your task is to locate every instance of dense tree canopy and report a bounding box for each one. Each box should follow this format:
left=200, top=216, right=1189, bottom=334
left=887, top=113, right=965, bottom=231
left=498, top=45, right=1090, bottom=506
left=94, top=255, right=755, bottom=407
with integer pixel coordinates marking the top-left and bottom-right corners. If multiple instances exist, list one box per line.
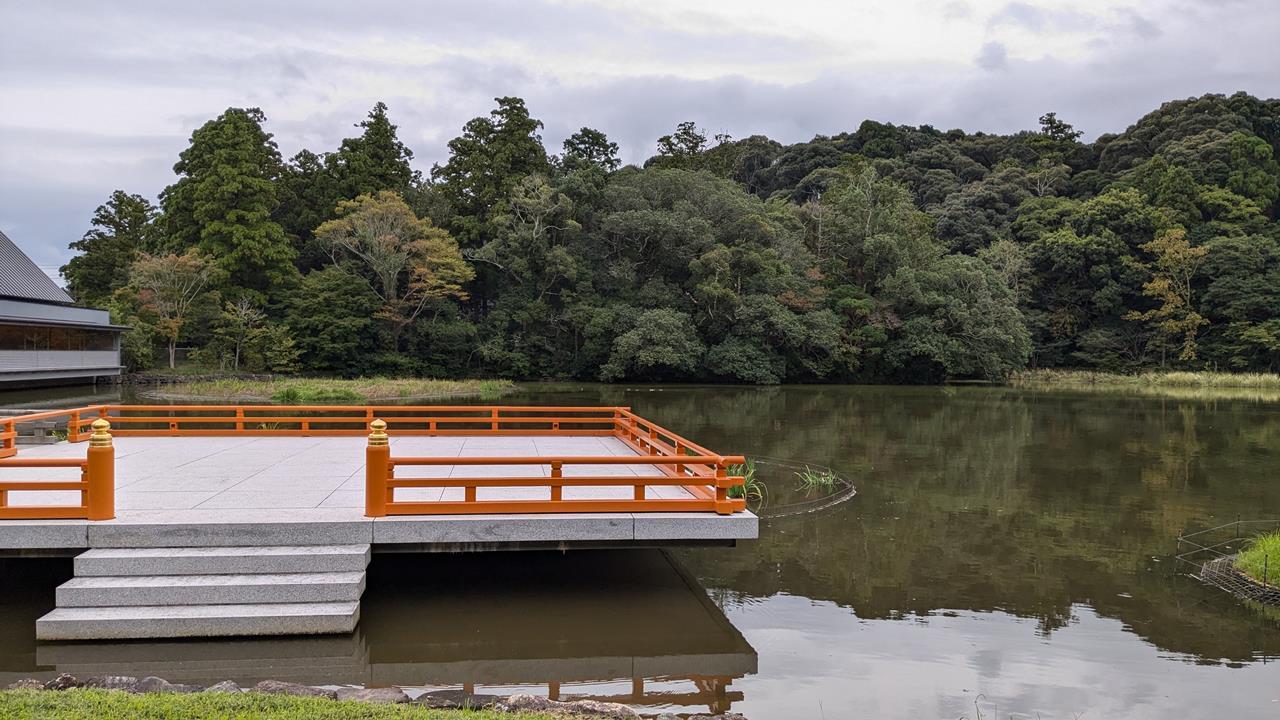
left=61, top=191, right=158, bottom=307
left=159, top=107, right=296, bottom=303
left=66, top=92, right=1280, bottom=379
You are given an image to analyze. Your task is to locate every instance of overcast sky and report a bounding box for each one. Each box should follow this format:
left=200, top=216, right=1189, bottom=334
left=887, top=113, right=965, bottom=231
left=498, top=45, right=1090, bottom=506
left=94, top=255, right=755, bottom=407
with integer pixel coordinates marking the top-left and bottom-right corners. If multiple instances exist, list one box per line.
left=1, top=0, right=1277, bottom=276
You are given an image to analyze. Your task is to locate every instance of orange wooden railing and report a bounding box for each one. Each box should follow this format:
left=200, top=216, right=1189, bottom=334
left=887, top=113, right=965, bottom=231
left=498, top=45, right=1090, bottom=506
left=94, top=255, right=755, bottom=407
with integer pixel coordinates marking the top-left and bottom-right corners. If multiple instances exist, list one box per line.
left=0, top=404, right=746, bottom=519
left=53, top=404, right=626, bottom=439
left=365, top=412, right=747, bottom=517
left=0, top=419, right=114, bottom=520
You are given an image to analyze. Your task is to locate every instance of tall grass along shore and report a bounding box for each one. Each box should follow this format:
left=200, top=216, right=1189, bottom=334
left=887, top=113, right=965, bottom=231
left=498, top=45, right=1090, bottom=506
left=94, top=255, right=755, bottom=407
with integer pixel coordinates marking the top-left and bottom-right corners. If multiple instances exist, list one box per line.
left=1008, top=369, right=1280, bottom=403
left=1010, top=369, right=1280, bottom=388
left=145, top=377, right=516, bottom=404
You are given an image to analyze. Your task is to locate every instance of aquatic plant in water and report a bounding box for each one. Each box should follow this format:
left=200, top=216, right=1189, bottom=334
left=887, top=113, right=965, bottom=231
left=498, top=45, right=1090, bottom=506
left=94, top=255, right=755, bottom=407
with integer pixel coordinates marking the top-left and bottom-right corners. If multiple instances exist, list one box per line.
left=727, top=457, right=765, bottom=502
left=794, top=465, right=840, bottom=491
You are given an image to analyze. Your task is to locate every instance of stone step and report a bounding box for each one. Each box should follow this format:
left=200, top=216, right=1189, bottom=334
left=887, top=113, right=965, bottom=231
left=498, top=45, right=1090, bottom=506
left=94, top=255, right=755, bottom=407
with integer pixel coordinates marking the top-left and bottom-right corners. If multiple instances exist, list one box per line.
left=56, top=572, right=366, bottom=607
left=75, top=545, right=371, bottom=576
left=36, top=602, right=361, bottom=641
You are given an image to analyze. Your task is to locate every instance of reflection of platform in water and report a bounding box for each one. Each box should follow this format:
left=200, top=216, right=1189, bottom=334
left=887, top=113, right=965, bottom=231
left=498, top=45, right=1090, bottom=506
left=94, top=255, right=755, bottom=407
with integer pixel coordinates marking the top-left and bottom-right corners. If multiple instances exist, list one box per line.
left=24, top=551, right=755, bottom=714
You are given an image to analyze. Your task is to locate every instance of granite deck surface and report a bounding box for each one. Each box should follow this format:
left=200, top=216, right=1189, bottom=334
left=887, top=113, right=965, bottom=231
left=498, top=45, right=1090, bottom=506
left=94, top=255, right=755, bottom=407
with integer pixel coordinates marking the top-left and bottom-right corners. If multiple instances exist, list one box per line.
left=0, top=436, right=757, bottom=549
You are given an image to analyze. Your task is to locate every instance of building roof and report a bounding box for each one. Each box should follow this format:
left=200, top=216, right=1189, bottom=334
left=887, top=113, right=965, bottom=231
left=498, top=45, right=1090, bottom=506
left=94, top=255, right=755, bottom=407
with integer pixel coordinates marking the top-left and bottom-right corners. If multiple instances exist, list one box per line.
left=0, top=229, right=75, bottom=305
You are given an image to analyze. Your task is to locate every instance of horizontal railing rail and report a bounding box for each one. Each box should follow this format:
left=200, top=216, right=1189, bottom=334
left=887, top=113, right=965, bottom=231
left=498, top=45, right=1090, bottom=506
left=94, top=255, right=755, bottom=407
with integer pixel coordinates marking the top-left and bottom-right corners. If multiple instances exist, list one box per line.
left=0, top=419, right=114, bottom=520
left=368, top=415, right=748, bottom=517
left=71, top=405, right=623, bottom=438
left=0, top=404, right=747, bottom=520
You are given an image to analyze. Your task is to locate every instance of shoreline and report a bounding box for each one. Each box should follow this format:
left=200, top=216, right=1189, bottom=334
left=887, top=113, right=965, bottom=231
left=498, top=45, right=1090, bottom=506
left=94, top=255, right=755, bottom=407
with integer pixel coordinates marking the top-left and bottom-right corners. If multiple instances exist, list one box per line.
left=134, top=377, right=518, bottom=404
left=1007, top=369, right=1280, bottom=402
left=2, top=676, right=747, bottom=719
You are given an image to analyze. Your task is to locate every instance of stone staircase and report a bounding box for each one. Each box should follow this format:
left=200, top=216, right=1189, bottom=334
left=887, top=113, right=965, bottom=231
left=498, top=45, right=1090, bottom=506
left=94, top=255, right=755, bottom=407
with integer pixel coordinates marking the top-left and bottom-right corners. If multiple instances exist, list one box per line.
left=36, top=545, right=370, bottom=641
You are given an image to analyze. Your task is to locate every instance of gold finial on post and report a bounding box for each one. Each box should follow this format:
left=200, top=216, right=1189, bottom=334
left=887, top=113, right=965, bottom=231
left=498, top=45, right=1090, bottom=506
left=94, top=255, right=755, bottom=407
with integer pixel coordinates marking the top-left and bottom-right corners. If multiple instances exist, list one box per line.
left=89, top=418, right=112, bottom=448
left=368, top=418, right=388, bottom=446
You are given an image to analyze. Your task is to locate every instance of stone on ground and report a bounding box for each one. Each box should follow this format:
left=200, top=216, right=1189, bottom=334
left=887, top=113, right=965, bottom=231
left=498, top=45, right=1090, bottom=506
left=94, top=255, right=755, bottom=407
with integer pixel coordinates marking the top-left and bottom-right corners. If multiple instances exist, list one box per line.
left=203, top=680, right=242, bottom=693
left=253, top=679, right=337, bottom=699
left=335, top=687, right=410, bottom=703
left=42, top=674, right=81, bottom=691
left=134, top=676, right=201, bottom=693
left=504, top=693, right=638, bottom=718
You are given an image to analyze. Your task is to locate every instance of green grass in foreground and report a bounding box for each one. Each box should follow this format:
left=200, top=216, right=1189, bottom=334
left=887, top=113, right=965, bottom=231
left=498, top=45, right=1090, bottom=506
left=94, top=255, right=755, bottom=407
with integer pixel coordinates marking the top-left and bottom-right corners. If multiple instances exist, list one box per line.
left=159, top=377, right=516, bottom=404
left=1235, top=531, right=1280, bottom=586
left=0, top=689, right=556, bottom=720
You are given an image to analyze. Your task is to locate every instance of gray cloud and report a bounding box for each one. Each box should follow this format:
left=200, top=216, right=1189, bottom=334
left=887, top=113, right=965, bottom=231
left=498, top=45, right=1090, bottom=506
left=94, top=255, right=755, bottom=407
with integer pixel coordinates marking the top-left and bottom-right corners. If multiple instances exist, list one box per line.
left=976, top=42, right=1009, bottom=70
left=0, top=0, right=1277, bottom=273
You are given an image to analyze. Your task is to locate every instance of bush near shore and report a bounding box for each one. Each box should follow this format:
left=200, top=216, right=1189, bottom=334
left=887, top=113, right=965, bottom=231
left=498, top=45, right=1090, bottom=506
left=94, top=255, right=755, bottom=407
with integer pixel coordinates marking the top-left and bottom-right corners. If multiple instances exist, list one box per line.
left=1235, top=531, right=1280, bottom=587
left=146, top=377, right=516, bottom=404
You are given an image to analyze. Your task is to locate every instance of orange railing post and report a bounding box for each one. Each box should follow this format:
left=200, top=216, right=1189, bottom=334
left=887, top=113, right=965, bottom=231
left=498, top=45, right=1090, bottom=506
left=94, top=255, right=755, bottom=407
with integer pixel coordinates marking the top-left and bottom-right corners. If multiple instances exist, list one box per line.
left=0, top=419, right=14, bottom=459
left=68, top=410, right=81, bottom=443
left=550, top=460, right=563, bottom=502
left=365, top=419, right=389, bottom=518
left=85, top=419, right=115, bottom=521
left=714, top=461, right=732, bottom=515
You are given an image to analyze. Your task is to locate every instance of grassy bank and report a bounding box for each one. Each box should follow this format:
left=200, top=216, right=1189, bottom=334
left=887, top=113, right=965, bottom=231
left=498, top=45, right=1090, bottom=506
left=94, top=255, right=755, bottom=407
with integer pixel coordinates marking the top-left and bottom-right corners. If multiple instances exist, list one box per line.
left=0, top=689, right=555, bottom=719
left=1235, top=531, right=1280, bottom=586
left=1008, top=369, right=1280, bottom=402
left=1010, top=369, right=1280, bottom=388
left=145, top=378, right=516, bottom=404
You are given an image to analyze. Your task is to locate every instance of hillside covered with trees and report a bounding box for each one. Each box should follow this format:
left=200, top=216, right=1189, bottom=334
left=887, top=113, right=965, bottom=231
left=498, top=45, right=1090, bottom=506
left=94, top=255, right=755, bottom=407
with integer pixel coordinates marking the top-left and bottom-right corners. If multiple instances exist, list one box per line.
left=61, top=92, right=1280, bottom=383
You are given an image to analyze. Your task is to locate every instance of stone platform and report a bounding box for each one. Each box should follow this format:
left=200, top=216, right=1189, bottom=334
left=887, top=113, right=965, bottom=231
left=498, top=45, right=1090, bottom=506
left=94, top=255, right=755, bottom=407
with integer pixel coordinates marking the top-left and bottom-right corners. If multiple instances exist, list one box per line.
left=0, top=435, right=757, bottom=552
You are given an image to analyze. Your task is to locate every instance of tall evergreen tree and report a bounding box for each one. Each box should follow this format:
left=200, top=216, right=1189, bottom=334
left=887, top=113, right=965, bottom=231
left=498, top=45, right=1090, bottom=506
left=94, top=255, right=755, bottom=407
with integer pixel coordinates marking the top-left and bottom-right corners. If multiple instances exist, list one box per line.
left=432, top=96, right=550, bottom=246
left=561, top=127, right=620, bottom=172
left=328, top=101, right=418, bottom=199
left=160, top=107, right=296, bottom=302
left=61, top=190, right=158, bottom=306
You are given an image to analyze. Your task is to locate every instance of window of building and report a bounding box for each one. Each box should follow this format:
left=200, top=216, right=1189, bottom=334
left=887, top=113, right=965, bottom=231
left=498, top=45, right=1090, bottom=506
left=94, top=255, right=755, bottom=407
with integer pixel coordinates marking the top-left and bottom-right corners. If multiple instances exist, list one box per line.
left=0, top=324, right=116, bottom=351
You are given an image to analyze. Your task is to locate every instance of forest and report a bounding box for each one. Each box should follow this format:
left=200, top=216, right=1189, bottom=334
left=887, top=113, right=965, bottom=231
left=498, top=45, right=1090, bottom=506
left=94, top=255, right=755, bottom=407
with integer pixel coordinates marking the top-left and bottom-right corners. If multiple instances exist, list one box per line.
left=59, top=92, right=1280, bottom=383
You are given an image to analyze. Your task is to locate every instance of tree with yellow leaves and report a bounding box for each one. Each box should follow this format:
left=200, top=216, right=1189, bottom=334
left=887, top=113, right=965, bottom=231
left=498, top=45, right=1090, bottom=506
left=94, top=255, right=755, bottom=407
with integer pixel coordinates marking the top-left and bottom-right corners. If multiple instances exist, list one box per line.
left=1125, top=228, right=1208, bottom=363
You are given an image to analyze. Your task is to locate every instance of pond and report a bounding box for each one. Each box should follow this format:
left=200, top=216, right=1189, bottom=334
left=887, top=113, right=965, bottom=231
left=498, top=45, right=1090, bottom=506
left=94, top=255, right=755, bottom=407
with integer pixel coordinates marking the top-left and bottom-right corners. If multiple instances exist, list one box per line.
left=1, top=382, right=1278, bottom=718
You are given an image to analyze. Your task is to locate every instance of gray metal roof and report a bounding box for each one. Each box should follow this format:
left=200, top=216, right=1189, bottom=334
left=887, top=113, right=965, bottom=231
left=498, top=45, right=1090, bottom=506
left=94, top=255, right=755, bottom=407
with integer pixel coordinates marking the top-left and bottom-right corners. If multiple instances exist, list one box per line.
left=0, top=229, right=74, bottom=305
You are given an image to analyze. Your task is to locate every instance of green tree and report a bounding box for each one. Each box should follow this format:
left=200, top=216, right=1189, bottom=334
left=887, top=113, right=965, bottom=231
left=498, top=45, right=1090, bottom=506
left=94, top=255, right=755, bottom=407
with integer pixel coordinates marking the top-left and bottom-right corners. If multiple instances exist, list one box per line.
left=277, top=149, right=340, bottom=271
left=315, top=191, right=474, bottom=349
left=125, top=250, right=219, bottom=369
left=328, top=101, right=418, bottom=199
left=1030, top=112, right=1083, bottom=159
left=561, top=127, right=620, bottom=172
left=61, top=191, right=158, bottom=307
left=646, top=121, right=709, bottom=169
left=160, top=107, right=296, bottom=302
left=1225, top=132, right=1280, bottom=210
left=212, top=298, right=266, bottom=371
left=600, top=308, right=706, bottom=381
left=285, top=267, right=382, bottom=375
left=432, top=97, right=550, bottom=245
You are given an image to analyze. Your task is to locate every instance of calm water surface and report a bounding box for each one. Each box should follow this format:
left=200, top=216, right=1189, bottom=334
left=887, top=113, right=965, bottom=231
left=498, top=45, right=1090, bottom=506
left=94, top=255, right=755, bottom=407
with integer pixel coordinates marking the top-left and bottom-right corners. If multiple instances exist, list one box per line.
left=1, top=383, right=1278, bottom=719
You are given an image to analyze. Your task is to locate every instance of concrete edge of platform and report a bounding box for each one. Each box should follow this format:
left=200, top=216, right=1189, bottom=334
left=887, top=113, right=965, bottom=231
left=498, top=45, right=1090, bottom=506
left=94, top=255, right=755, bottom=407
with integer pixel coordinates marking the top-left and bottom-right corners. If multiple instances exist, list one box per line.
left=0, top=511, right=758, bottom=551
left=0, top=520, right=89, bottom=550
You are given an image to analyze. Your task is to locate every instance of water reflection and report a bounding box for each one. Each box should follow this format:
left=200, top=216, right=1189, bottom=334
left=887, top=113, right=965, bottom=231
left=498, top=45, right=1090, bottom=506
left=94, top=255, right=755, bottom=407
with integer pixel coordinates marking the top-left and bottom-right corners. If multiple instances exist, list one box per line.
left=2, top=552, right=757, bottom=715
left=3, top=383, right=1280, bottom=718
